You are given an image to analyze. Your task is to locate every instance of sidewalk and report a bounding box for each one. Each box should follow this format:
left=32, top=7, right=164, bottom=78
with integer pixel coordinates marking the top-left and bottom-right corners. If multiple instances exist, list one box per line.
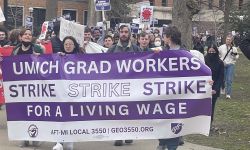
left=0, top=106, right=223, bottom=150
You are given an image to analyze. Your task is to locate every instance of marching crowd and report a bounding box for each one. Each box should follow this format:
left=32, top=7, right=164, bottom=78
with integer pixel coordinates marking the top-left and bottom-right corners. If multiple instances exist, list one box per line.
left=0, top=20, right=239, bottom=150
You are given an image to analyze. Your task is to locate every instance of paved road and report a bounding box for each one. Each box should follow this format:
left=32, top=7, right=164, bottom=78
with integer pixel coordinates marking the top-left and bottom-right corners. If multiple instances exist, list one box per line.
left=0, top=106, right=223, bottom=150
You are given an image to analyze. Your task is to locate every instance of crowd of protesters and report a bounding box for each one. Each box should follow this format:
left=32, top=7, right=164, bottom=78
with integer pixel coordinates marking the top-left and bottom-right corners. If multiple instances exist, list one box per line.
left=0, top=19, right=241, bottom=150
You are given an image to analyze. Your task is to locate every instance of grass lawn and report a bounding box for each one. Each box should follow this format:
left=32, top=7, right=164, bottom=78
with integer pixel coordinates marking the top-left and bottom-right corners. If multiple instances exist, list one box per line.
left=185, top=52, right=250, bottom=150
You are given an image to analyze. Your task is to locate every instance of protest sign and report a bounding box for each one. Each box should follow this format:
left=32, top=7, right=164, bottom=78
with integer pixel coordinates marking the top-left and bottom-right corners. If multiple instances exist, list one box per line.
left=85, top=41, right=108, bottom=53
left=42, top=41, right=53, bottom=54
left=2, top=50, right=212, bottom=142
left=25, top=16, right=33, bottom=30
left=95, top=0, right=111, bottom=11
left=0, top=46, right=14, bottom=56
left=130, top=23, right=140, bottom=34
left=59, top=18, right=85, bottom=47
left=140, top=6, right=153, bottom=24
left=0, top=7, right=6, bottom=22
left=39, top=21, right=49, bottom=40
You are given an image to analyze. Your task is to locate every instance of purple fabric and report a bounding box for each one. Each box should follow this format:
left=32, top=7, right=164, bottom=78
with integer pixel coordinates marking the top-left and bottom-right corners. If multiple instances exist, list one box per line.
left=2, top=50, right=211, bottom=81
left=6, top=99, right=211, bottom=122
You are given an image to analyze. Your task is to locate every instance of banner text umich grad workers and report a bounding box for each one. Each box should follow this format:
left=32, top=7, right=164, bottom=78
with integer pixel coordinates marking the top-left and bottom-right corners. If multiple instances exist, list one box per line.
left=2, top=50, right=212, bottom=142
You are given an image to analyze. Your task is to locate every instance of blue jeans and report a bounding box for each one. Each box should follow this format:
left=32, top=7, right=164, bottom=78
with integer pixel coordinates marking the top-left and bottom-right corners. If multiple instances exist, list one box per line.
left=224, top=64, right=235, bottom=95
left=159, top=137, right=179, bottom=150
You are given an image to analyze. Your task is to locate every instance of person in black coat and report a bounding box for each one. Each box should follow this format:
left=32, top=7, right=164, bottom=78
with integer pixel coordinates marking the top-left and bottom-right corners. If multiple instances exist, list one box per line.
left=239, top=34, right=250, bottom=60
left=205, top=43, right=224, bottom=124
left=51, top=22, right=63, bottom=53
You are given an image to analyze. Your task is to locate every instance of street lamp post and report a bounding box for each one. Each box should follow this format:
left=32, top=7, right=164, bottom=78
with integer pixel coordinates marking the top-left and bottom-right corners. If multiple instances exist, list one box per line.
left=239, top=15, right=244, bottom=40
left=28, top=7, right=33, bottom=34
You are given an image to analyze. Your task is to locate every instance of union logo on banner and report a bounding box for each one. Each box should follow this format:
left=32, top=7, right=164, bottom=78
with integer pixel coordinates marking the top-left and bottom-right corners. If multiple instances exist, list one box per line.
left=140, top=6, right=154, bottom=24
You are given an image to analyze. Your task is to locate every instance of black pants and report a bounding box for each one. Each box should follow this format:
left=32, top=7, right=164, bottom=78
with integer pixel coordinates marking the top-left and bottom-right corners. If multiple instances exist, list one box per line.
left=211, top=96, right=218, bottom=123
left=158, top=137, right=180, bottom=150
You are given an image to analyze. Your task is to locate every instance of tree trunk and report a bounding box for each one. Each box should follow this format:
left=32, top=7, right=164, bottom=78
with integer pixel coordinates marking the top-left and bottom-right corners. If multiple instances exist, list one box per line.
left=172, top=0, right=195, bottom=49
left=87, top=0, right=101, bottom=27
left=223, top=0, right=233, bottom=43
left=45, top=0, right=58, bottom=21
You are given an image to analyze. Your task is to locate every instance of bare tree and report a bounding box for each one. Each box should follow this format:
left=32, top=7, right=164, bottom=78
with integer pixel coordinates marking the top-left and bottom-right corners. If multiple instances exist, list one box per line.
left=223, top=0, right=233, bottom=41
left=3, top=0, right=8, bottom=27
left=87, top=0, right=101, bottom=27
left=6, top=0, right=23, bottom=29
left=172, top=0, right=199, bottom=49
left=106, top=0, right=136, bottom=23
left=194, top=0, right=235, bottom=42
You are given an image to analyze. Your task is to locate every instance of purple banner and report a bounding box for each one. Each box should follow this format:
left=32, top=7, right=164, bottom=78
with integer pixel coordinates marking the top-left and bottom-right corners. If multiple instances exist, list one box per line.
left=6, top=99, right=211, bottom=122
left=2, top=50, right=211, bottom=81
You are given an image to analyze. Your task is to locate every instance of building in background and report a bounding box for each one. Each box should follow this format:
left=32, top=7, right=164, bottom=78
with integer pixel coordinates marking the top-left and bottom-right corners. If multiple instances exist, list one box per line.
left=0, top=0, right=249, bottom=35
left=131, top=0, right=250, bottom=35
left=0, top=0, right=88, bottom=33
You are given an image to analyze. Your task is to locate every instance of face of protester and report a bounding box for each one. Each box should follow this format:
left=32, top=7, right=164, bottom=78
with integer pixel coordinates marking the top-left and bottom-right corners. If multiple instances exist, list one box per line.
left=64, top=39, right=75, bottom=53
left=21, top=30, right=32, bottom=42
left=154, top=37, right=162, bottom=47
left=104, top=37, right=113, bottom=48
left=93, top=30, right=101, bottom=39
left=131, top=35, right=137, bottom=44
left=119, top=27, right=130, bottom=42
left=0, top=31, right=6, bottom=41
left=163, top=34, right=170, bottom=46
left=138, top=35, right=149, bottom=48
left=226, top=37, right=233, bottom=46
left=154, top=30, right=159, bottom=37
left=84, top=32, right=92, bottom=42
left=149, top=33, right=155, bottom=43
left=114, top=36, right=119, bottom=44
left=208, top=47, right=217, bottom=54
left=51, top=31, right=56, bottom=38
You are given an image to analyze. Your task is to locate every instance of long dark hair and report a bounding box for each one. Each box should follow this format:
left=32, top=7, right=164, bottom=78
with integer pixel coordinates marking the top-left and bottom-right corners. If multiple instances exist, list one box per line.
left=205, top=43, right=220, bottom=70
left=207, top=43, right=219, bottom=56
left=62, top=36, right=79, bottom=54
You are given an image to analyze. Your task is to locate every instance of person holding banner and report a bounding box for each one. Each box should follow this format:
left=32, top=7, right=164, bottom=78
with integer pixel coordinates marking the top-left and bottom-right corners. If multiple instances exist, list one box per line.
left=11, top=28, right=44, bottom=147
left=12, top=28, right=44, bottom=55
left=137, top=32, right=151, bottom=51
left=107, top=25, right=141, bottom=53
left=80, top=27, right=93, bottom=53
left=156, top=26, right=186, bottom=150
left=161, top=25, right=212, bottom=150
left=103, top=35, right=114, bottom=48
left=62, top=36, right=80, bottom=54
left=82, top=27, right=108, bottom=53
left=52, top=36, right=79, bottom=150
left=107, top=24, right=141, bottom=146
